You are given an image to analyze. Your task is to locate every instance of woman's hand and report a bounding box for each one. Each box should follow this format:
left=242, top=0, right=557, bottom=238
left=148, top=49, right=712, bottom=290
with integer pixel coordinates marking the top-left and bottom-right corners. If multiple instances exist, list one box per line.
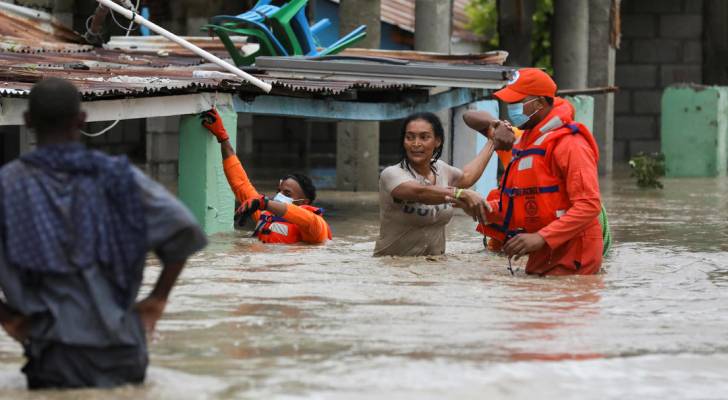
left=448, top=189, right=492, bottom=223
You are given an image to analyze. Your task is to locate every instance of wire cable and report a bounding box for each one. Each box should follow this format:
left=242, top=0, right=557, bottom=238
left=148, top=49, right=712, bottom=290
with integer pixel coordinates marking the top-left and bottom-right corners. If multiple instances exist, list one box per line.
left=81, top=0, right=141, bottom=138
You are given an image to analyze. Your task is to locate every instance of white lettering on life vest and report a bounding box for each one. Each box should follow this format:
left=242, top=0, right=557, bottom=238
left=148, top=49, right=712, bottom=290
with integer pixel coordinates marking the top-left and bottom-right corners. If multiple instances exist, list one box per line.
left=269, top=222, right=289, bottom=236
left=518, top=156, right=534, bottom=171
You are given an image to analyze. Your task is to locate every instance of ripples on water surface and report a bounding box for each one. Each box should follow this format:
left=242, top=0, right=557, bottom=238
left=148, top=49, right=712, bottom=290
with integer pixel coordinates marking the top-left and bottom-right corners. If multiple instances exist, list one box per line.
left=1, top=177, right=727, bottom=399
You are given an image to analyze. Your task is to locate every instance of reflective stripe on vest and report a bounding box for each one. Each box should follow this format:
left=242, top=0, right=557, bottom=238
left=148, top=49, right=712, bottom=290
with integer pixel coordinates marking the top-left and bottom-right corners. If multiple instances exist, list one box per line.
left=253, top=205, right=325, bottom=244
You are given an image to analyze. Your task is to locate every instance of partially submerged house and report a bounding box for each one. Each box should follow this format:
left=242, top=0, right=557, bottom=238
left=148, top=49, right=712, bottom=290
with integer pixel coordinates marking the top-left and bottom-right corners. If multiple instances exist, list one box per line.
left=0, top=3, right=516, bottom=234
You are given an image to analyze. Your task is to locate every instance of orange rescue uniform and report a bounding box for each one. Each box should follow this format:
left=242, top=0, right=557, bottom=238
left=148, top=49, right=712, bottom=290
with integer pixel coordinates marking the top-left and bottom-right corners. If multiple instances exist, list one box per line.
left=222, top=155, right=332, bottom=244
left=482, top=97, right=603, bottom=276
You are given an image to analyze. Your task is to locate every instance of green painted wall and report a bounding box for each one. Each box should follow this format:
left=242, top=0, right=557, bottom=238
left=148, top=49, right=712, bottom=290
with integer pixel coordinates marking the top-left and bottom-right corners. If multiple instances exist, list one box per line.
left=178, top=106, right=238, bottom=234
left=565, top=95, right=594, bottom=133
left=661, top=85, right=728, bottom=177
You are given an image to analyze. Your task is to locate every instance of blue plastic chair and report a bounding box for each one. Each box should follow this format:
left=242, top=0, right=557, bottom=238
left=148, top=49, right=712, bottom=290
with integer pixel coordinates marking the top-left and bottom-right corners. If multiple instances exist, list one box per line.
left=317, top=25, right=367, bottom=56
left=206, top=0, right=366, bottom=63
left=209, top=1, right=289, bottom=56
left=302, top=19, right=331, bottom=54
left=267, top=0, right=363, bottom=57
left=268, top=0, right=323, bottom=55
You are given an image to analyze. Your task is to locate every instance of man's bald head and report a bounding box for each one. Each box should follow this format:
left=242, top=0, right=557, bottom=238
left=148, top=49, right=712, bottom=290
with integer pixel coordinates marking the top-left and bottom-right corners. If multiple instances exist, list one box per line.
left=25, top=78, right=85, bottom=141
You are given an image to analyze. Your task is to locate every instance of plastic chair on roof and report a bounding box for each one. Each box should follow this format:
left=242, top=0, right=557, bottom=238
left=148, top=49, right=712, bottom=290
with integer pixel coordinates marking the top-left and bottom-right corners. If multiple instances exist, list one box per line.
left=205, top=0, right=368, bottom=65
left=316, top=25, right=367, bottom=56
left=268, top=0, right=366, bottom=57
left=206, top=0, right=289, bottom=56
left=204, top=24, right=279, bottom=66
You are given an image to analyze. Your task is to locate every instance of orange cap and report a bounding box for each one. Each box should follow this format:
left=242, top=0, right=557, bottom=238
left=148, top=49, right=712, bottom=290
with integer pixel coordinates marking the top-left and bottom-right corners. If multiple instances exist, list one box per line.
left=493, top=68, right=558, bottom=103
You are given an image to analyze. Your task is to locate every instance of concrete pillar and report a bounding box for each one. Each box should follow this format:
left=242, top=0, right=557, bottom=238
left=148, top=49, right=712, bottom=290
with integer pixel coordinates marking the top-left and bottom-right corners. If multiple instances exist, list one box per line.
left=146, top=116, right=180, bottom=192
left=339, top=0, right=381, bottom=49
left=553, top=0, right=589, bottom=89
left=415, top=0, right=452, bottom=53
left=587, top=0, right=616, bottom=174
left=336, top=122, right=379, bottom=191
left=336, top=0, right=380, bottom=191
left=415, top=0, right=453, bottom=163
left=178, top=105, right=237, bottom=234
left=177, top=0, right=224, bottom=35
left=497, top=0, right=535, bottom=67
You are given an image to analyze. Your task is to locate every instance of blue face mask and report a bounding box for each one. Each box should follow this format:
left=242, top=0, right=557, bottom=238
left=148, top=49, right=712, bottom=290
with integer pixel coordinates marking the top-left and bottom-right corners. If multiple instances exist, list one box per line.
left=507, top=99, right=540, bottom=128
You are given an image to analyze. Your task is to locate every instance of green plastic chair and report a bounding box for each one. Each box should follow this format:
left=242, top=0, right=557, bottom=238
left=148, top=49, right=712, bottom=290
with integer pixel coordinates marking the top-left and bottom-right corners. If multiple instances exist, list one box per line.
left=268, top=0, right=308, bottom=55
left=202, top=23, right=279, bottom=66
left=269, top=0, right=366, bottom=57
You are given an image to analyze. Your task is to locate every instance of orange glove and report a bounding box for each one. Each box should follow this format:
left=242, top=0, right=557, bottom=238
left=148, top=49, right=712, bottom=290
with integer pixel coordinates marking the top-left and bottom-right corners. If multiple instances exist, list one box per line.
left=234, top=194, right=268, bottom=225
left=199, top=108, right=229, bottom=142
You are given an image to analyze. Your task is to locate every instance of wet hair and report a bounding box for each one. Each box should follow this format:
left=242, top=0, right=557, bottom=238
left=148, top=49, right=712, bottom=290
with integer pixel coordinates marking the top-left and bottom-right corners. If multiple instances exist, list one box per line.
left=544, top=96, right=554, bottom=106
left=282, top=173, right=317, bottom=203
left=27, top=78, right=82, bottom=135
left=398, top=112, right=445, bottom=176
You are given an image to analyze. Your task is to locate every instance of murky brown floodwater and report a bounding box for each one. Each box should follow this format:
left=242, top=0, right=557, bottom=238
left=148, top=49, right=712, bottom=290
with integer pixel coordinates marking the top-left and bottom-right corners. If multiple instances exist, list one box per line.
left=1, top=176, right=728, bottom=399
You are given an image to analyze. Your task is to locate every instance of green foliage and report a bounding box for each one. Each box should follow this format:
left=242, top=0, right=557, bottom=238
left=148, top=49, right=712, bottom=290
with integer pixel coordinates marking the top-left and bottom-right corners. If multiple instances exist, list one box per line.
left=629, top=152, right=666, bottom=189
left=464, top=0, right=553, bottom=72
left=531, top=0, right=553, bottom=74
left=464, top=0, right=499, bottom=48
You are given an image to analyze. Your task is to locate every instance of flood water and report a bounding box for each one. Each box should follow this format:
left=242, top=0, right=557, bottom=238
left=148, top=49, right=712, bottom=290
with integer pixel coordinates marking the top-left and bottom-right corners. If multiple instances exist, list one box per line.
left=1, top=175, right=727, bottom=399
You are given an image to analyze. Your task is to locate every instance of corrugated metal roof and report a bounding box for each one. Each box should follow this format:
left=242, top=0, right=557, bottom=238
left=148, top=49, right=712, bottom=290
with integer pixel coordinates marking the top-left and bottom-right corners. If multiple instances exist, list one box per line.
left=105, top=35, right=249, bottom=57
left=0, top=1, right=83, bottom=43
left=0, top=4, right=505, bottom=102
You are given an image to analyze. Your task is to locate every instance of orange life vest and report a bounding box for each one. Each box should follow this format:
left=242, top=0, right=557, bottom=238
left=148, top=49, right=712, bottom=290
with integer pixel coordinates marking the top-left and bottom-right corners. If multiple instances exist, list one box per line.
left=479, top=114, right=599, bottom=244
left=253, top=205, right=325, bottom=244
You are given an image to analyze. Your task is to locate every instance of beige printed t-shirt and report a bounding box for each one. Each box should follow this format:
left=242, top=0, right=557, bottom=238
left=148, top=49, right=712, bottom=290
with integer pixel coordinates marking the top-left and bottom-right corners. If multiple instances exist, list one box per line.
left=374, top=160, right=463, bottom=257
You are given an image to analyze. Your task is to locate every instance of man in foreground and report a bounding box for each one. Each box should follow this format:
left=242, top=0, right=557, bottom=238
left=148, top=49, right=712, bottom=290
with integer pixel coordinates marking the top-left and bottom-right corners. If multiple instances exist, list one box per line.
left=0, top=78, right=207, bottom=388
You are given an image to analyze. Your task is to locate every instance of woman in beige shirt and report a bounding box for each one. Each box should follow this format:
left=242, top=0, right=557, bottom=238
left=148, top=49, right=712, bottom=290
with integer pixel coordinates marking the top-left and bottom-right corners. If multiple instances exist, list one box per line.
left=373, top=112, right=498, bottom=257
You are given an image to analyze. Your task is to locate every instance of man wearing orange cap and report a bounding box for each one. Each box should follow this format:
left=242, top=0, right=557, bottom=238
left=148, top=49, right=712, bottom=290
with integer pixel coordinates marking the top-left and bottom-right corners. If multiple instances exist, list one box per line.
left=477, top=68, right=604, bottom=276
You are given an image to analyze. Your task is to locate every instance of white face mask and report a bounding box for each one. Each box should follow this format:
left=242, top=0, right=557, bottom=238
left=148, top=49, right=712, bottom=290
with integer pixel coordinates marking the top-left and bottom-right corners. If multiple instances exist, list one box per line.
left=273, top=192, right=294, bottom=204
left=272, top=192, right=306, bottom=205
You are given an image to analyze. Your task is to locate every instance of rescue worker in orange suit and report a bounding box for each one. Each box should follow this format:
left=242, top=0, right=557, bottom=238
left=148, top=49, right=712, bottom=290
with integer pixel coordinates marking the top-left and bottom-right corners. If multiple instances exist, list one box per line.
left=200, top=109, right=332, bottom=244
left=469, top=68, right=603, bottom=276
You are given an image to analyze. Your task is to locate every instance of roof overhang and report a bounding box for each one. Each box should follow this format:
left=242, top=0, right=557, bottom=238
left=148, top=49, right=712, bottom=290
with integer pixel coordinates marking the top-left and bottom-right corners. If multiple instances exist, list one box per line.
left=0, top=86, right=489, bottom=125
left=254, top=56, right=513, bottom=90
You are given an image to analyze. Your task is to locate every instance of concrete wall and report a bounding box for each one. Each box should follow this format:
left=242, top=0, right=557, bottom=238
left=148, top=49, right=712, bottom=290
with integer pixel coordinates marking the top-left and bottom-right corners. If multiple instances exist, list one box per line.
left=661, top=85, right=728, bottom=177
left=83, top=119, right=146, bottom=161
left=615, top=0, right=704, bottom=161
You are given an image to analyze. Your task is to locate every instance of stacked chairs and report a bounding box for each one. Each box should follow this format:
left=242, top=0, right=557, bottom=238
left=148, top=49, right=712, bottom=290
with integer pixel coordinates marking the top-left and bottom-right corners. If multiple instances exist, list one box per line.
left=203, top=0, right=367, bottom=66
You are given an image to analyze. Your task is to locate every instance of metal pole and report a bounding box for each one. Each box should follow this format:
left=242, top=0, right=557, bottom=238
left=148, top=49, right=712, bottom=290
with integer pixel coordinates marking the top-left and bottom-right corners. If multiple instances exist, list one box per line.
left=95, top=0, right=272, bottom=93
